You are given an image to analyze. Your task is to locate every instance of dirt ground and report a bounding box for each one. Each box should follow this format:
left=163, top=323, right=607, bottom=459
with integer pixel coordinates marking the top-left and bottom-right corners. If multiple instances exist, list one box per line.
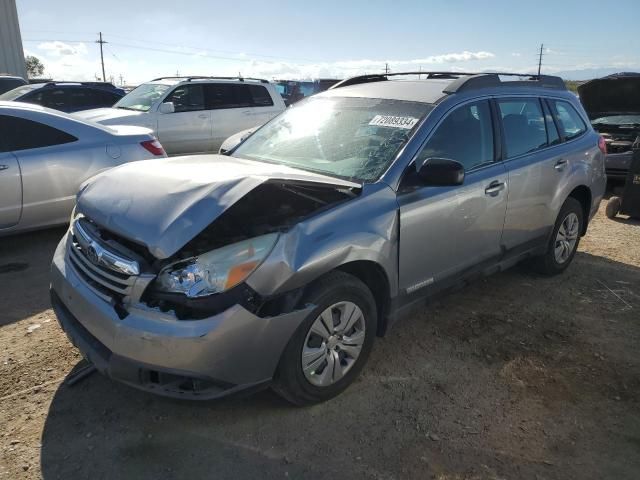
left=1, top=200, right=639, bottom=480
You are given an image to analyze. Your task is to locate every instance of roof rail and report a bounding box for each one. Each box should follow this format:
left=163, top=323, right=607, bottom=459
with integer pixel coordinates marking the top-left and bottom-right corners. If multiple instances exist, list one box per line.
left=329, top=71, right=566, bottom=93
left=41, top=81, right=117, bottom=88
left=329, top=72, right=479, bottom=89
left=443, top=73, right=566, bottom=93
left=150, top=76, right=270, bottom=84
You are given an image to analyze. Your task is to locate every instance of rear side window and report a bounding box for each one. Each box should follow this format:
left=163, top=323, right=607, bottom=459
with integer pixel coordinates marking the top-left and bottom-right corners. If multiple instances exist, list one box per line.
left=94, top=89, right=122, bottom=106
left=248, top=85, right=274, bottom=107
left=417, top=100, right=494, bottom=171
left=0, top=115, right=77, bottom=152
left=204, top=83, right=274, bottom=109
left=549, top=100, right=587, bottom=141
left=166, top=85, right=205, bottom=112
left=497, top=99, right=547, bottom=158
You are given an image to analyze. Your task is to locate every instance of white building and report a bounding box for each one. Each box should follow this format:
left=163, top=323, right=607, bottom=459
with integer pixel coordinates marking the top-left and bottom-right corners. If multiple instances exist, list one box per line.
left=0, top=0, right=27, bottom=79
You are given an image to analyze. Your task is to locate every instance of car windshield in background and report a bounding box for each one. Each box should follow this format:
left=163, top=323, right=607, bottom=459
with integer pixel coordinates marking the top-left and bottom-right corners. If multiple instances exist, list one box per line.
left=0, top=85, right=38, bottom=101
left=234, top=96, right=432, bottom=182
left=114, top=83, right=171, bottom=111
left=592, top=114, right=640, bottom=127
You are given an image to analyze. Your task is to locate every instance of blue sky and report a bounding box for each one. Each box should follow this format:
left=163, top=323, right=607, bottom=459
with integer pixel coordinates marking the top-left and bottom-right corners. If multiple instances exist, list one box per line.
left=17, top=0, right=640, bottom=83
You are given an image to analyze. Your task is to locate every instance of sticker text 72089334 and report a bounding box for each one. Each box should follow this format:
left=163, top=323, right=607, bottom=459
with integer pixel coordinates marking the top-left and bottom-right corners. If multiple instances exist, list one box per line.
left=369, top=115, right=419, bottom=129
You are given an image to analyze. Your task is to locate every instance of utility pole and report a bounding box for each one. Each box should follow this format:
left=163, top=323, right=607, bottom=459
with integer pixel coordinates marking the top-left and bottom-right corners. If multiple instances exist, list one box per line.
left=119, top=74, right=124, bottom=86
left=96, top=32, right=107, bottom=82
left=384, top=63, right=390, bottom=74
left=537, top=43, right=544, bottom=76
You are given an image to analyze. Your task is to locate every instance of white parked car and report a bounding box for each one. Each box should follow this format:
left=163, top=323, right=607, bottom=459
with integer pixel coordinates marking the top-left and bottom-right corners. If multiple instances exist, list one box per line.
left=0, top=101, right=166, bottom=235
left=75, top=76, right=286, bottom=155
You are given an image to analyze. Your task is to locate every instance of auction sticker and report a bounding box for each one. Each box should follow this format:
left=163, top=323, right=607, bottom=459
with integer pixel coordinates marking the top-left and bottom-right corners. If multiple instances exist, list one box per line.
left=369, top=115, right=419, bottom=129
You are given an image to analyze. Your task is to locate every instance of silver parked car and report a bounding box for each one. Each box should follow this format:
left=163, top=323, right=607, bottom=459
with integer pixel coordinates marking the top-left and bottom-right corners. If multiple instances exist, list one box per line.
left=51, top=72, right=606, bottom=405
left=0, top=101, right=166, bottom=235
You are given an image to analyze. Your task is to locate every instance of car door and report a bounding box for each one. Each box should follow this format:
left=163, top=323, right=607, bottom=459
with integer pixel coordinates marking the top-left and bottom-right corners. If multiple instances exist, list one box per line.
left=245, top=84, right=281, bottom=125
left=0, top=118, right=22, bottom=228
left=497, top=97, right=569, bottom=249
left=206, top=83, right=257, bottom=151
left=1, top=114, right=80, bottom=228
left=398, top=99, right=508, bottom=294
left=156, top=84, right=211, bottom=154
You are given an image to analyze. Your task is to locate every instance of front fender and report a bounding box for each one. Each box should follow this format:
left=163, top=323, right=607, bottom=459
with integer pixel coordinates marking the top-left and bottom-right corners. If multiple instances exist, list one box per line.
left=247, top=183, right=399, bottom=298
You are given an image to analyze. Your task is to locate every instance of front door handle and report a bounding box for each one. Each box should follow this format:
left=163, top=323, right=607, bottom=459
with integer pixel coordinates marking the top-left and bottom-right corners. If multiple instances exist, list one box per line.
left=485, top=181, right=505, bottom=196
left=0, top=165, right=9, bottom=171
left=554, top=159, right=568, bottom=171
left=198, top=114, right=208, bottom=119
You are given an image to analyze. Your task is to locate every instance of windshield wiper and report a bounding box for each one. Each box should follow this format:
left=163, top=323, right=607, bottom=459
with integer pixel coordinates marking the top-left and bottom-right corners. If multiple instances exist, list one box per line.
left=116, top=106, right=138, bottom=111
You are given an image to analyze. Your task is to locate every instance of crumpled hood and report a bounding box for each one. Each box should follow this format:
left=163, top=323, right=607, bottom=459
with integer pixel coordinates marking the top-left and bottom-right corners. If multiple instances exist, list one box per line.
left=578, top=74, right=640, bottom=119
left=76, top=154, right=360, bottom=259
left=74, top=107, right=145, bottom=124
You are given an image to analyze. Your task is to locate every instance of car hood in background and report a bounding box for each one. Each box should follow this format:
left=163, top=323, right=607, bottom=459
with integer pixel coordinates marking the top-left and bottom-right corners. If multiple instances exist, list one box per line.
left=577, top=73, right=640, bottom=119
left=74, top=107, right=146, bottom=124
left=76, top=155, right=360, bottom=259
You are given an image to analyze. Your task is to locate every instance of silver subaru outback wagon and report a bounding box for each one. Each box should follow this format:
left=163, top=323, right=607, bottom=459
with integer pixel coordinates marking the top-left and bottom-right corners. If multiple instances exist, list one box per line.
left=50, top=72, right=606, bottom=405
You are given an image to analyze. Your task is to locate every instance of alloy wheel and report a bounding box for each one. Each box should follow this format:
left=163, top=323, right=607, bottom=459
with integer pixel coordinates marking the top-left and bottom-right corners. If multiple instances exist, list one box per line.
left=554, top=212, right=580, bottom=264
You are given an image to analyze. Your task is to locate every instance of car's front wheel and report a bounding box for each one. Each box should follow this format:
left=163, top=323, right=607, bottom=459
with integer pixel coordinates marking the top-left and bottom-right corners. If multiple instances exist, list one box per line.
left=273, top=271, right=377, bottom=405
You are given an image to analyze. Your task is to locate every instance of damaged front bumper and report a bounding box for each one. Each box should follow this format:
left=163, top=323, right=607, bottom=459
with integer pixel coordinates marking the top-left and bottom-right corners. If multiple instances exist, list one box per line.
left=50, top=236, right=312, bottom=400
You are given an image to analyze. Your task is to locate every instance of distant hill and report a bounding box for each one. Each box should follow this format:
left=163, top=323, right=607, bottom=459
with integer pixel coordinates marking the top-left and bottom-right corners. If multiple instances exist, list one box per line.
left=554, top=67, right=639, bottom=81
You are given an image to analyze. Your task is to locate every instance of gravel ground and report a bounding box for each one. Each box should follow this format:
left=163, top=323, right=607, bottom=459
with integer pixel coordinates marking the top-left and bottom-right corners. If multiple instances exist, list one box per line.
left=1, top=200, right=639, bottom=480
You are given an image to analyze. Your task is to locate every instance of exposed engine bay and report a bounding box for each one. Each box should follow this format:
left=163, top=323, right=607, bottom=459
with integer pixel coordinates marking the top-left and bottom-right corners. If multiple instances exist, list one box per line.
left=176, top=181, right=358, bottom=260
left=598, top=128, right=640, bottom=154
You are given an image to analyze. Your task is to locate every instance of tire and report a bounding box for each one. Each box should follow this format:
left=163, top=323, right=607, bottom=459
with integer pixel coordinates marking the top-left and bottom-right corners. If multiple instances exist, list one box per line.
left=530, top=197, right=584, bottom=276
left=272, top=271, right=377, bottom=406
left=605, top=196, right=621, bottom=219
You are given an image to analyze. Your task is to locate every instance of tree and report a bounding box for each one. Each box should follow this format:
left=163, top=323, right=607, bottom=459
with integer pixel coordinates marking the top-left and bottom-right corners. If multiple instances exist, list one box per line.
left=25, top=55, right=45, bottom=78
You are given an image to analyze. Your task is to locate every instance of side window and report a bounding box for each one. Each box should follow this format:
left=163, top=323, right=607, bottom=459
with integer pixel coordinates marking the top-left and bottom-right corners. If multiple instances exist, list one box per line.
left=497, top=99, right=547, bottom=158
left=166, top=85, right=205, bottom=112
left=231, top=84, right=253, bottom=108
left=69, top=88, right=97, bottom=109
left=542, top=100, right=561, bottom=146
left=549, top=100, right=586, bottom=141
left=205, top=84, right=237, bottom=109
left=0, top=114, right=77, bottom=151
left=94, top=89, right=122, bottom=106
left=32, top=89, right=69, bottom=109
left=416, top=100, right=494, bottom=171
left=248, top=85, right=274, bottom=107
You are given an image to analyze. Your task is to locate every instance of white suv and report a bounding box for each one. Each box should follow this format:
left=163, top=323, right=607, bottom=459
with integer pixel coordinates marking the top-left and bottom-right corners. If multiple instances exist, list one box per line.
left=75, top=76, right=285, bottom=155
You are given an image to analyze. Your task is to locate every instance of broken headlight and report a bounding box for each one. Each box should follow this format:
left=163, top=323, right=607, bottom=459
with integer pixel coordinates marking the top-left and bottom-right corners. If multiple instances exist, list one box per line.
left=156, top=233, right=278, bottom=298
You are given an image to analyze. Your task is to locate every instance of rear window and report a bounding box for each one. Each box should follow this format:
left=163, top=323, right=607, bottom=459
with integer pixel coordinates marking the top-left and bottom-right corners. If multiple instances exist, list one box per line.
left=549, top=100, right=587, bottom=141
left=0, top=115, right=77, bottom=152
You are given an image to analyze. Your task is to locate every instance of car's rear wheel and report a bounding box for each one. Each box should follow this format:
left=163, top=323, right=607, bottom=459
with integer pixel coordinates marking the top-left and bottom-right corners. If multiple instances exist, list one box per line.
left=531, top=197, right=583, bottom=275
left=272, top=271, right=377, bottom=405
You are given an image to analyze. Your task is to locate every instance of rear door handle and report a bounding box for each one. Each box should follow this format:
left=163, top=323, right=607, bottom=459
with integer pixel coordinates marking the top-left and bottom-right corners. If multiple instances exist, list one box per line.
left=0, top=165, right=8, bottom=171
left=198, top=114, right=208, bottom=119
left=554, top=159, right=568, bottom=171
left=485, top=181, right=505, bottom=196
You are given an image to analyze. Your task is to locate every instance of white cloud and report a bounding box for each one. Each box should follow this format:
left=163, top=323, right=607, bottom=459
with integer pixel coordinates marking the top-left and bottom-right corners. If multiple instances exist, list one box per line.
left=37, top=41, right=88, bottom=57
left=511, top=52, right=522, bottom=57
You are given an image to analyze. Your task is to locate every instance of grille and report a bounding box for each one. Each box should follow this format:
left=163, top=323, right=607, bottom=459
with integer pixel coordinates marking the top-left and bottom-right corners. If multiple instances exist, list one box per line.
left=67, top=219, right=140, bottom=303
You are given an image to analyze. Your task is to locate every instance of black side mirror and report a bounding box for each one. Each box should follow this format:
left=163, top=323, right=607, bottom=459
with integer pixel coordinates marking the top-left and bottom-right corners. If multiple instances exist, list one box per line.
left=417, top=157, right=465, bottom=186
